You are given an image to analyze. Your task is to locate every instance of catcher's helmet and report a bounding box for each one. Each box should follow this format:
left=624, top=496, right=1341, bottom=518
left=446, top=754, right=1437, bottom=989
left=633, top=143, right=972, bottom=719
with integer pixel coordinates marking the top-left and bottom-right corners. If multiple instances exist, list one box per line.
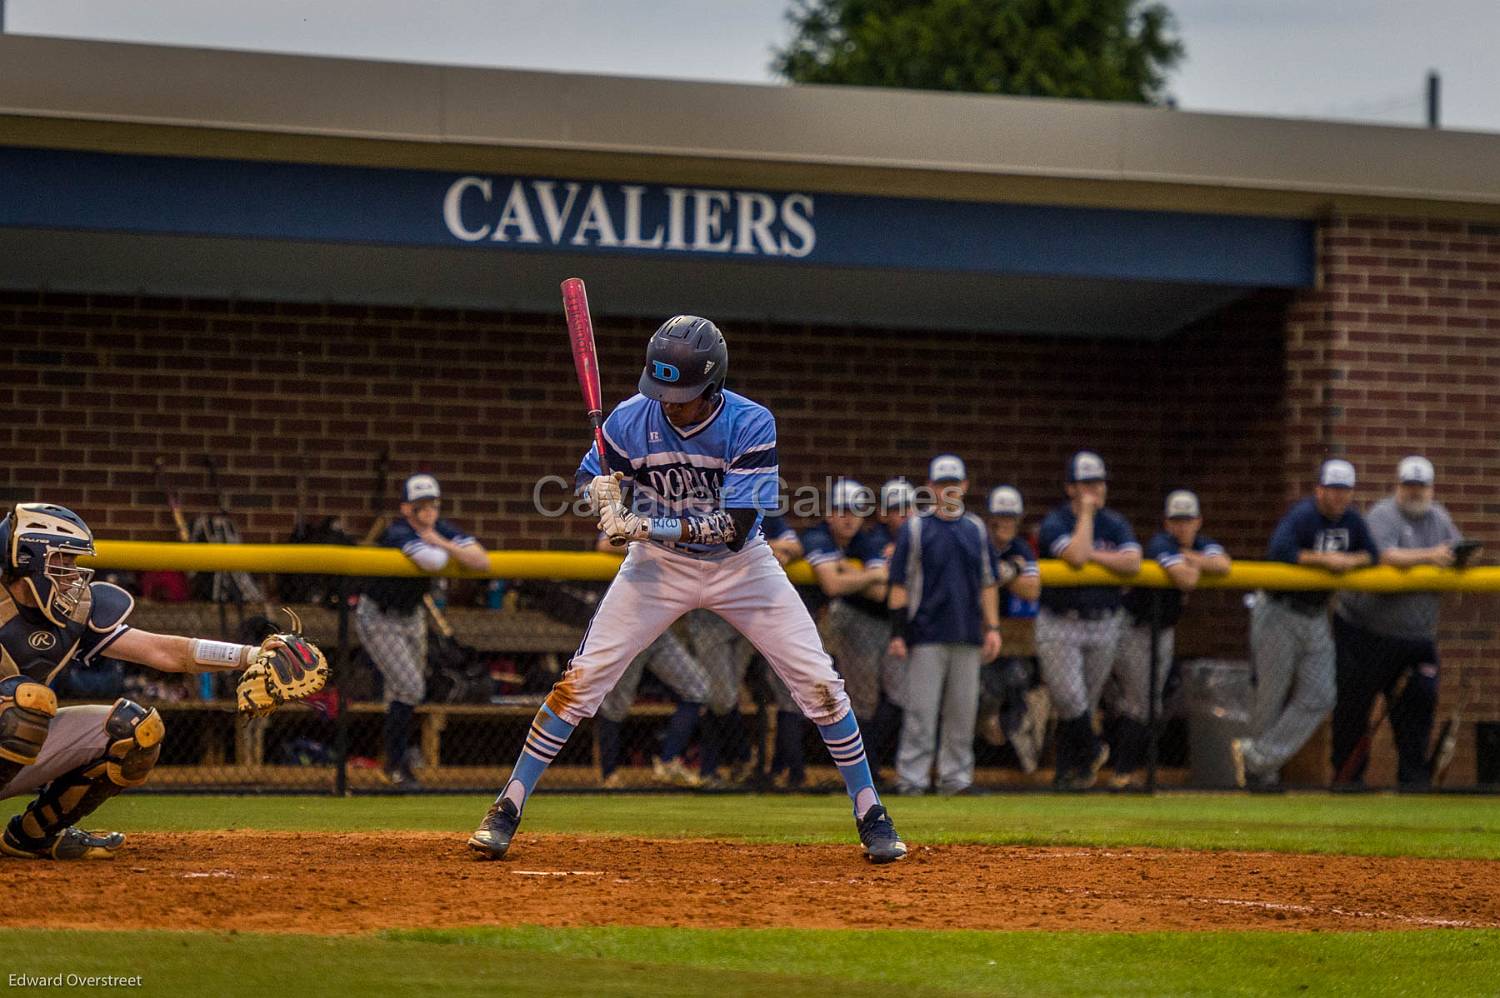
left=1, top=503, right=96, bottom=627
left=637, top=315, right=728, bottom=404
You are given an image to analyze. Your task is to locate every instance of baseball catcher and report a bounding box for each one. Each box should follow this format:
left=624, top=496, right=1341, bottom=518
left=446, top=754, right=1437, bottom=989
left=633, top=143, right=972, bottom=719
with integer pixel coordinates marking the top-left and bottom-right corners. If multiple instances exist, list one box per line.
left=0, top=503, right=328, bottom=859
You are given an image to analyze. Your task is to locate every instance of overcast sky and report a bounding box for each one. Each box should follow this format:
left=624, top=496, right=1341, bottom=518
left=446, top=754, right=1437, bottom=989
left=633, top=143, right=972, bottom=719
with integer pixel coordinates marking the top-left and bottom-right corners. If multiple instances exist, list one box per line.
left=7, top=0, right=1498, bottom=133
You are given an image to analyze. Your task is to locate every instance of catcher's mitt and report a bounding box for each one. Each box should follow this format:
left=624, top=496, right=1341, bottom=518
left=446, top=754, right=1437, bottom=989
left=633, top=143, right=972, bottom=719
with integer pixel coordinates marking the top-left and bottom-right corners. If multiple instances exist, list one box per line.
left=236, top=608, right=330, bottom=717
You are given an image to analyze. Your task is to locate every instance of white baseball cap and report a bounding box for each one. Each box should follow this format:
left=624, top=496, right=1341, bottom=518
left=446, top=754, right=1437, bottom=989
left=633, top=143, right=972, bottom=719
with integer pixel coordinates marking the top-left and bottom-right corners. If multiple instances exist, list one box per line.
left=829, top=478, right=873, bottom=513
left=987, top=485, right=1023, bottom=517
left=1397, top=455, right=1434, bottom=485
left=1165, top=489, right=1201, bottom=519
left=402, top=473, right=441, bottom=502
left=1066, top=451, right=1107, bottom=483
left=929, top=454, right=967, bottom=483
left=1319, top=459, right=1357, bottom=489
left=880, top=477, right=917, bottom=512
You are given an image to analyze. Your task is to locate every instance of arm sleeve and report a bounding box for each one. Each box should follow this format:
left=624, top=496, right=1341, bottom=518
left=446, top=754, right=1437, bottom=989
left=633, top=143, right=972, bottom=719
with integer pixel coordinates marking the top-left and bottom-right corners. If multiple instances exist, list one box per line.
left=1350, top=514, right=1382, bottom=561
left=1439, top=506, right=1463, bottom=544
left=80, top=582, right=135, bottom=663
left=1013, top=538, right=1041, bottom=576
left=436, top=519, right=479, bottom=547
left=1150, top=535, right=1183, bottom=568
left=724, top=508, right=761, bottom=553
left=1266, top=509, right=1304, bottom=563
left=887, top=523, right=911, bottom=587
left=801, top=526, right=841, bottom=567
left=1038, top=511, right=1070, bottom=558
left=852, top=528, right=888, bottom=569
left=761, top=514, right=796, bottom=543
left=1364, top=504, right=1404, bottom=551
left=401, top=537, right=449, bottom=572
left=1104, top=511, right=1141, bottom=551
left=721, top=408, right=778, bottom=510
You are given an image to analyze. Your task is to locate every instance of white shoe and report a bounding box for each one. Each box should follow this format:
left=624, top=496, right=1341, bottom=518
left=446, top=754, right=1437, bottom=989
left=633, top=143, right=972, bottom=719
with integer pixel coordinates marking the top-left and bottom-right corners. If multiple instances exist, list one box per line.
left=652, top=756, right=702, bottom=787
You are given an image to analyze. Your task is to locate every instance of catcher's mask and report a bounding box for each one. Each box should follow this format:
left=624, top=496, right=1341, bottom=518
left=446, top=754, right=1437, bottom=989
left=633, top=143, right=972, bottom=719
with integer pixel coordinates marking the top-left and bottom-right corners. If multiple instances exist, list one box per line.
left=1, top=503, right=96, bottom=627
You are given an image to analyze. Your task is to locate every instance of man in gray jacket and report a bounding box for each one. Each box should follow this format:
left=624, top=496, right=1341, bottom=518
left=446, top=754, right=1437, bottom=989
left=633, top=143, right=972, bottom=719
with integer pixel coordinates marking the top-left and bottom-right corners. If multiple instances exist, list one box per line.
left=1331, top=456, right=1472, bottom=788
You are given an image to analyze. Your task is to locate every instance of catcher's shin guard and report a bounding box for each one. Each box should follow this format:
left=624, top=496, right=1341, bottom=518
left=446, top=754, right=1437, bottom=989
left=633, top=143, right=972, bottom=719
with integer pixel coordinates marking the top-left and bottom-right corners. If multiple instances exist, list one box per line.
left=8, top=698, right=163, bottom=854
left=0, top=676, right=58, bottom=790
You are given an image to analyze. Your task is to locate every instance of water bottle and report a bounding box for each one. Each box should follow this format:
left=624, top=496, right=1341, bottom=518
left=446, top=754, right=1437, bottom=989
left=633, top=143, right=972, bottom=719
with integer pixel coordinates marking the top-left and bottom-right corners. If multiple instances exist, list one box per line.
left=199, top=672, right=214, bottom=701
left=486, top=579, right=505, bottom=609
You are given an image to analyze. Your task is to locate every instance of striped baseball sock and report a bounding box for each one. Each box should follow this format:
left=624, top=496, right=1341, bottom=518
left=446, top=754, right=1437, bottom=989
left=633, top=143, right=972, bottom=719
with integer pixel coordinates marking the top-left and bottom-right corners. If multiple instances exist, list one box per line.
left=818, top=712, right=881, bottom=820
left=498, top=704, right=575, bottom=814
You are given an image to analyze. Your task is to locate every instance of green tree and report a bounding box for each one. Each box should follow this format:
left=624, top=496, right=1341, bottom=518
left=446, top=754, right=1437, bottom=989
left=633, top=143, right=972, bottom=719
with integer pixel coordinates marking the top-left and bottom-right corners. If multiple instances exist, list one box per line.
left=773, top=0, right=1184, bottom=104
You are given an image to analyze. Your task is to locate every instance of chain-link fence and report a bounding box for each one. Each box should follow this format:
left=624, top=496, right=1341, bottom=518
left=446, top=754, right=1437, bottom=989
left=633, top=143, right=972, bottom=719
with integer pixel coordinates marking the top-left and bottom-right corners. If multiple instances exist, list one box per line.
left=72, top=551, right=1500, bottom=794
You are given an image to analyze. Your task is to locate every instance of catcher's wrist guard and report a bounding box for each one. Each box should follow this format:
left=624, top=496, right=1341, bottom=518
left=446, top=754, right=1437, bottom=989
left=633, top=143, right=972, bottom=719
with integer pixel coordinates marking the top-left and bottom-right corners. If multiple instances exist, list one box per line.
left=190, top=639, right=257, bottom=670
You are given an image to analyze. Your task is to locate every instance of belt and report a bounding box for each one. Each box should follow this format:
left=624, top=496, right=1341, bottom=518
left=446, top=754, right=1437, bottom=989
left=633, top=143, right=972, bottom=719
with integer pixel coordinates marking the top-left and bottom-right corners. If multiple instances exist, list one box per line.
left=1045, top=607, right=1119, bottom=622
left=1265, top=591, right=1327, bottom=618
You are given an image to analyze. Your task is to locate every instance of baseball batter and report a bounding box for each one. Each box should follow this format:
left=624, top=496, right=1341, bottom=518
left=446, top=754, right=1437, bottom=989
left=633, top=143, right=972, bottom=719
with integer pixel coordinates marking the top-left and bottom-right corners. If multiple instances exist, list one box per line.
left=0, top=503, right=323, bottom=859
left=469, top=316, right=906, bottom=863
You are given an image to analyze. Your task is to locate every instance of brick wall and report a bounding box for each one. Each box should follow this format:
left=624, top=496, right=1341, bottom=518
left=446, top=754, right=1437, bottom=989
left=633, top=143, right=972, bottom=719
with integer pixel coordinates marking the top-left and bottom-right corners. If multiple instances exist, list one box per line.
left=2, top=292, right=1278, bottom=549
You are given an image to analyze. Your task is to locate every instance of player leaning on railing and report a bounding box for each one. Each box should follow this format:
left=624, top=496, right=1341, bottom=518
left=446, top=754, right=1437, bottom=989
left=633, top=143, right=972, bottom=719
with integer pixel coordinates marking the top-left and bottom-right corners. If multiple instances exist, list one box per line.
left=0, top=503, right=327, bottom=859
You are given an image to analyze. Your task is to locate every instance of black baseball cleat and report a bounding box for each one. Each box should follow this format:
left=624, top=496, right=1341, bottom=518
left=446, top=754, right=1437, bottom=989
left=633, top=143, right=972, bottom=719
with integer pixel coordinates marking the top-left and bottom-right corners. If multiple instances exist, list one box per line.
left=856, top=804, right=908, bottom=864
left=1, top=817, right=123, bottom=860
left=467, top=798, right=521, bottom=860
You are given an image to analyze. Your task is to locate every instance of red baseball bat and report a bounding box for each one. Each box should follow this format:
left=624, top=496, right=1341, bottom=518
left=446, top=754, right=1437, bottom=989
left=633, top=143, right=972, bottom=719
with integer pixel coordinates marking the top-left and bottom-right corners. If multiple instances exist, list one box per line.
left=561, top=277, right=624, bottom=547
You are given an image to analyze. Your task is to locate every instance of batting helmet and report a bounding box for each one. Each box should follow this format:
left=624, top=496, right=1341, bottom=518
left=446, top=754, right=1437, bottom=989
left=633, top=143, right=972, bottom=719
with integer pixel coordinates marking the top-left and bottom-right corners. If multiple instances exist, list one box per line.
left=1, top=503, right=96, bottom=627
left=637, top=315, right=728, bottom=404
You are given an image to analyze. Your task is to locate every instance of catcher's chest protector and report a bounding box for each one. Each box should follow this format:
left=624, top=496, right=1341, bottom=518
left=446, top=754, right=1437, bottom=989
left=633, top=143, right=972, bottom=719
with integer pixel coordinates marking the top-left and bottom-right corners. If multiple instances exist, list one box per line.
left=0, top=582, right=132, bottom=685
left=0, top=590, right=90, bottom=684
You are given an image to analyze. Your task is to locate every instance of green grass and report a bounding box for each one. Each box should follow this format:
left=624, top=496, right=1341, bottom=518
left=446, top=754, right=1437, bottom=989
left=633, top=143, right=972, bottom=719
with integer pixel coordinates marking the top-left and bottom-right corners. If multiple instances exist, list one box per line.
left=4, top=926, right=1497, bottom=997
left=10, top=791, right=1498, bottom=859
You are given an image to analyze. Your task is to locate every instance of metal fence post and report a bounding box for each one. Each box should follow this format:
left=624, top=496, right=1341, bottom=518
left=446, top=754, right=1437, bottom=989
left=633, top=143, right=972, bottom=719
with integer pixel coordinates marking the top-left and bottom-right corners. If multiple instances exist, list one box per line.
left=1145, top=591, right=1162, bottom=794
left=334, top=578, right=351, bottom=796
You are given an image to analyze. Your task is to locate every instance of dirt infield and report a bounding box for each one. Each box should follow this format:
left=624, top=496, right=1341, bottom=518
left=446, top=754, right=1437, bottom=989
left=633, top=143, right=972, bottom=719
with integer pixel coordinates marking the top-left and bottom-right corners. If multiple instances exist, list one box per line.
left=3, top=832, right=1495, bottom=934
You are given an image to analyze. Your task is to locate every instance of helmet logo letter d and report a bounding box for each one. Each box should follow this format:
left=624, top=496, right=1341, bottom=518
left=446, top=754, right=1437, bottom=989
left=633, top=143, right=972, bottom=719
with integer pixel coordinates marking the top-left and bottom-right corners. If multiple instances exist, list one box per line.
left=652, top=361, right=681, bottom=383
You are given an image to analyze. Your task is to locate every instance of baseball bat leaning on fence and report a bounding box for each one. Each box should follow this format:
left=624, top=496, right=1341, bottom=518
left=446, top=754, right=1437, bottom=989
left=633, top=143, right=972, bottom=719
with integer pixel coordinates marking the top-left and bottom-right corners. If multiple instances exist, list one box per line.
left=153, top=456, right=192, bottom=543
left=1335, top=670, right=1411, bottom=784
left=192, top=455, right=268, bottom=606
left=1428, top=668, right=1466, bottom=787
left=561, top=277, right=624, bottom=548
left=361, top=446, right=391, bottom=545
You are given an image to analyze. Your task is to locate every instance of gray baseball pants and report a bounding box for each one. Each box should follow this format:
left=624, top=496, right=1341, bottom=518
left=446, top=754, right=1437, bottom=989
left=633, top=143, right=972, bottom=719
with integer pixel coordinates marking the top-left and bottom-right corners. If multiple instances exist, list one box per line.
left=895, top=643, right=982, bottom=793
left=0, top=705, right=113, bottom=800
left=1111, top=623, right=1176, bottom=724
left=1242, top=596, right=1336, bottom=779
left=1035, top=608, right=1124, bottom=719
left=599, top=626, right=710, bottom=722
left=355, top=598, right=427, bottom=705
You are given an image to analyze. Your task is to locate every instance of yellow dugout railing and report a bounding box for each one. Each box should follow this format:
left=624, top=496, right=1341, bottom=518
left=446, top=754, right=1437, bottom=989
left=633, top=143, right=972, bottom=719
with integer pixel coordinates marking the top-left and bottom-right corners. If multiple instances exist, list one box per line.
left=83, top=541, right=1500, bottom=593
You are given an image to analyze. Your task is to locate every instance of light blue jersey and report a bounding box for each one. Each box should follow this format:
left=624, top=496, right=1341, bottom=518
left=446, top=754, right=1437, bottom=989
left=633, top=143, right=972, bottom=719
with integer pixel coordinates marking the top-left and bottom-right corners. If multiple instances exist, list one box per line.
left=577, top=390, right=779, bottom=556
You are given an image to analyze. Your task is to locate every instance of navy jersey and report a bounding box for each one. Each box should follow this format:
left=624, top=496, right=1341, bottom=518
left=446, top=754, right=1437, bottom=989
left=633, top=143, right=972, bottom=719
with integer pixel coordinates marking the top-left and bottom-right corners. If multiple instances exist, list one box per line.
left=991, top=536, right=1041, bottom=619
left=802, top=522, right=888, bottom=618
left=761, top=514, right=797, bottom=545
left=363, top=518, right=476, bottom=614
left=889, top=512, right=996, bottom=646
left=1038, top=504, right=1140, bottom=614
left=1265, top=497, right=1380, bottom=611
left=578, top=389, right=778, bottom=557
left=0, top=581, right=134, bottom=686
left=1122, top=532, right=1227, bottom=627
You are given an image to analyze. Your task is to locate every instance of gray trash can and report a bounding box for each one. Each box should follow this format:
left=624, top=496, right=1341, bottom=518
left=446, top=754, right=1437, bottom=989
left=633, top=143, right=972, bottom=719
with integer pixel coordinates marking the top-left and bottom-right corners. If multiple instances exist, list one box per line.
left=1184, top=659, right=1252, bottom=788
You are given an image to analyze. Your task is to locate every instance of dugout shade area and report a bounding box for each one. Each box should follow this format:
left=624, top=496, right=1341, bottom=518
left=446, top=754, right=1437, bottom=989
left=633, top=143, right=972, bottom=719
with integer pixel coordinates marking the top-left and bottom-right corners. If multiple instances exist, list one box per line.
left=2, top=35, right=1500, bottom=790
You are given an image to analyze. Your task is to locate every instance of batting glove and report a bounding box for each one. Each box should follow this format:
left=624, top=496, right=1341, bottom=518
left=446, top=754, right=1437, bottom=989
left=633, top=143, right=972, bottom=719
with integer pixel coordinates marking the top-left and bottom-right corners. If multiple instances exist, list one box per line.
left=598, top=501, right=650, bottom=544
